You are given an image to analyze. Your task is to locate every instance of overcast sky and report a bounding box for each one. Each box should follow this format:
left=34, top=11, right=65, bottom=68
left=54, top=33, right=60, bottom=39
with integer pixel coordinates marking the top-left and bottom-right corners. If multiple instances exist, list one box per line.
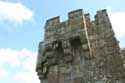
left=0, top=0, right=125, bottom=83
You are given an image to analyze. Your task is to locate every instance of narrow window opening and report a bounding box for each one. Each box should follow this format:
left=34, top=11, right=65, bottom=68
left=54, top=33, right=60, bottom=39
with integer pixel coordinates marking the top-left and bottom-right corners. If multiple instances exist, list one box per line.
left=52, top=41, right=64, bottom=63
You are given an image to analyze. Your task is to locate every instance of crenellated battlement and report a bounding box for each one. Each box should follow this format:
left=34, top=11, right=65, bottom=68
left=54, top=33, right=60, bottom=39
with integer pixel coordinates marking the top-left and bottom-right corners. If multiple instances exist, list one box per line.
left=84, top=13, right=91, bottom=21
left=95, top=9, right=108, bottom=19
left=45, top=9, right=84, bottom=30
left=94, top=9, right=111, bottom=25
left=97, top=9, right=107, bottom=14
left=68, top=9, right=83, bottom=19
left=45, top=16, right=60, bottom=29
left=44, top=9, right=110, bottom=31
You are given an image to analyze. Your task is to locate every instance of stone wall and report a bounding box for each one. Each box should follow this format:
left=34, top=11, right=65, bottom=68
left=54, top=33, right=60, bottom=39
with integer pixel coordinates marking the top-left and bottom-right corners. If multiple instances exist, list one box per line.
left=122, top=49, right=125, bottom=59
left=36, top=9, right=125, bottom=83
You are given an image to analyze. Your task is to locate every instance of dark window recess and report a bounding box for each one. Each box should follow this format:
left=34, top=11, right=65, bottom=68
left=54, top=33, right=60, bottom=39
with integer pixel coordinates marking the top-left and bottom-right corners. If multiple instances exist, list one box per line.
left=70, top=36, right=82, bottom=48
left=52, top=41, right=64, bottom=62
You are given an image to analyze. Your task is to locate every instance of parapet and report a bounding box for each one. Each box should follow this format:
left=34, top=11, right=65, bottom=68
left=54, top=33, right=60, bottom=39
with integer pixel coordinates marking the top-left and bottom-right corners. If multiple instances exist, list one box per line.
left=68, top=9, right=84, bottom=25
left=44, top=9, right=84, bottom=31
left=45, top=16, right=60, bottom=29
left=44, top=9, right=111, bottom=31
left=84, top=13, right=91, bottom=21
left=97, top=9, right=107, bottom=14
left=94, top=9, right=108, bottom=19
left=94, top=9, right=112, bottom=26
left=68, top=9, right=83, bottom=19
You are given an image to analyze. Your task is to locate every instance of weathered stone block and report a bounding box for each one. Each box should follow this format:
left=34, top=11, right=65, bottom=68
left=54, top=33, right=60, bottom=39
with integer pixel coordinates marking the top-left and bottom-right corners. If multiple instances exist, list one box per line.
left=64, top=55, right=73, bottom=63
left=47, top=58, right=56, bottom=65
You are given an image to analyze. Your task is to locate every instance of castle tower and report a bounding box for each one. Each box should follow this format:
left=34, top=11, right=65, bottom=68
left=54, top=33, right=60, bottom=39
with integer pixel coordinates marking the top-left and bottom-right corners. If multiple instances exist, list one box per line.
left=36, top=9, right=125, bottom=83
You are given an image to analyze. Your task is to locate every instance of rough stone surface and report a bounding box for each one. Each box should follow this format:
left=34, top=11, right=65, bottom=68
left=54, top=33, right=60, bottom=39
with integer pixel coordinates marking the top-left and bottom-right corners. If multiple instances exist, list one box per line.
left=36, top=9, right=125, bottom=83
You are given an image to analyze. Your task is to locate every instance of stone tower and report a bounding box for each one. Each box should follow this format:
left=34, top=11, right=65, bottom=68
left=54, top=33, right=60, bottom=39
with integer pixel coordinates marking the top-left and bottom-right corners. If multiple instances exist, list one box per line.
left=36, top=9, right=125, bottom=83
